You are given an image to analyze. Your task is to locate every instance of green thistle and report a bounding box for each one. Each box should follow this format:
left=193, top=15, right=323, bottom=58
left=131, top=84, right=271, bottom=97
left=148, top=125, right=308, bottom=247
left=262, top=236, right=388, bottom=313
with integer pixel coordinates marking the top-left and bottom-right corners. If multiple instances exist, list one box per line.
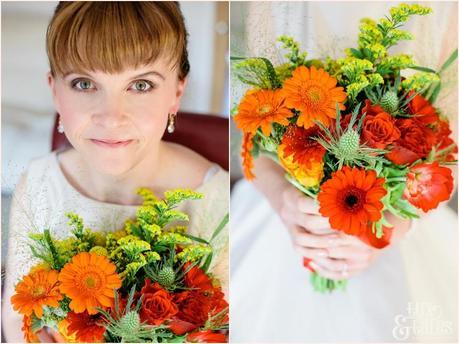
left=144, top=248, right=195, bottom=291
left=118, top=311, right=141, bottom=333
left=314, top=103, right=387, bottom=169
left=380, top=90, right=399, bottom=113
left=156, top=266, right=176, bottom=289
left=98, top=287, right=175, bottom=343
left=338, top=129, right=360, bottom=158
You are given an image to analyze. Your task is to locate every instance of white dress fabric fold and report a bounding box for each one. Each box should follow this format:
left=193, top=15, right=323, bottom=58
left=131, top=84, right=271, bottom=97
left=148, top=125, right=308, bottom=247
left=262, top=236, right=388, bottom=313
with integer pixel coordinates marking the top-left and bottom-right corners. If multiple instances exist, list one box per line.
left=230, top=179, right=457, bottom=342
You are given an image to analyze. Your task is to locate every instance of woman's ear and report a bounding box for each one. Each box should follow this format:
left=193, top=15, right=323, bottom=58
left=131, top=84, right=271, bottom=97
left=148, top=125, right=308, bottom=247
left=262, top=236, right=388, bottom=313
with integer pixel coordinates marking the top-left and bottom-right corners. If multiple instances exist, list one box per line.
left=47, top=72, right=57, bottom=98
left=169, top=77, right=188, bottom=114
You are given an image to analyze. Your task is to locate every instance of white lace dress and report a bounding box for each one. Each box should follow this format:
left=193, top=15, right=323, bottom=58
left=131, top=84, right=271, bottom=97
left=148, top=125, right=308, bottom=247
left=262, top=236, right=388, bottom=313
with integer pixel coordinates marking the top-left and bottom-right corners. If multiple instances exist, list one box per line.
left=2, top=151, right=229, bottom=343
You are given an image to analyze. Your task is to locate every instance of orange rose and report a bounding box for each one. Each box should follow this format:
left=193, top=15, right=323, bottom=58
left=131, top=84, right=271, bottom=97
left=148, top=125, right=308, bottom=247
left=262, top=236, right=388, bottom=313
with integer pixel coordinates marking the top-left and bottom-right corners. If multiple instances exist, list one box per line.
left=139, top=279, right=178, bottom=326
left=362, top=112, right=400, bottom=149
left=184, top=263, right=213, bottom=291
left=432, top=119, right=457, bottom=162
left=407, top=91, right=439, bottom=125
left=386, top=119, right=436, bottom=165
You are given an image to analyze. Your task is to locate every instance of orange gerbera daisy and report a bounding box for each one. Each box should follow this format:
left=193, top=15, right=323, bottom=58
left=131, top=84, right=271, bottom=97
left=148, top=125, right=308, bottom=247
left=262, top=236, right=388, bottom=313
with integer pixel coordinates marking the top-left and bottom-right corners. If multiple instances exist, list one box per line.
left=234, top=89, right=293, bottom=136
left=11, top=269, right=63, bottom=318
left=282, top=65, right=346, bottom=128
left=280, top=125, right=326, bottom=169
left=22, top=315, right=40, bottom=343
left=318, top=166, right=387, bottom=235
left=241, top=132, right=255, bottom=180
left=58, top=252, right=122, bottom=314
left=66, top=311, right=106, bottom=342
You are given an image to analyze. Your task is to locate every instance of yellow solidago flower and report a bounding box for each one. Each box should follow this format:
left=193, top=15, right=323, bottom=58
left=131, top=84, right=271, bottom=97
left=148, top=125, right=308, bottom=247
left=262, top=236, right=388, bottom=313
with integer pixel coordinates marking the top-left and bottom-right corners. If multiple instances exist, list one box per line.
left=177, top=244, right=212, bottom=262
left=112, top=228, right=128, bottom=241
left=89, top=246, right=108, bottom=256
left=390, top=3, right=431, bottom=23
left=157, top=232, right=192, bottom=245
left=402, top=72, right=440, bottom=92
left=137, top=187, right=158, bottom=206
left=92, top=232, right=106, bottom=247
left=164, top=189, right=203, bottom=207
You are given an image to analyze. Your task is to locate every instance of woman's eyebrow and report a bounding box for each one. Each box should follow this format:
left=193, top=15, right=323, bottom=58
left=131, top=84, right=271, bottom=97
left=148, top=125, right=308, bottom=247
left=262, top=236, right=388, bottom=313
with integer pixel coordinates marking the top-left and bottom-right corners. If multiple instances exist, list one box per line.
left=130, top=71, right=165, bottom=81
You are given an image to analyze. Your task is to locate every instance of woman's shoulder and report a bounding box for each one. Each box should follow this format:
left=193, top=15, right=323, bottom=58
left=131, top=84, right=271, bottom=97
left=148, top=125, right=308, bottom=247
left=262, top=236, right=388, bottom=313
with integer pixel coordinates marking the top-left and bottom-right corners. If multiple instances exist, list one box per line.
left=163, top=142, right=224, bottom=188
left=21, top=151, right=60, bottom=186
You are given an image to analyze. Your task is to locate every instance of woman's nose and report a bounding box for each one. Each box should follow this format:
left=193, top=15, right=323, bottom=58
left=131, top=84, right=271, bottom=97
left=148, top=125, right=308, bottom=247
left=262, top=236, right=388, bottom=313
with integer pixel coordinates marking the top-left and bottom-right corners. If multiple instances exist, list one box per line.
left=92, top=95, right=128, bottom=128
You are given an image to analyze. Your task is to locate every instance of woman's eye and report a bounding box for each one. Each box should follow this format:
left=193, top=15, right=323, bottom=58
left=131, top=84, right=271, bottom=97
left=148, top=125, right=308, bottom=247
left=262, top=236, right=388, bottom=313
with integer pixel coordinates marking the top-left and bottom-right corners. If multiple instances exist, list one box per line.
left=130, top=80, right=154, bottom=92
left=72, top=79, right=95, bottom=91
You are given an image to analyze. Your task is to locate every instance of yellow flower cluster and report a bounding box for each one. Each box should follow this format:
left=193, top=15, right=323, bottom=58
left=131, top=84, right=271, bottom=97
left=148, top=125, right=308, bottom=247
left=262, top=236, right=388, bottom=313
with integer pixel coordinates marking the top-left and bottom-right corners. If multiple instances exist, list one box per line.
left=157, top=232, right=192, bottom=246
left=177, top=244, right=212, bottom=262
left=137, top=187, right=158, bottom=206
left=164, top=189, right=203, bottom=206
left=389, top=3, right=432, bottom=23
left=402, top=72, right=440, bottom=92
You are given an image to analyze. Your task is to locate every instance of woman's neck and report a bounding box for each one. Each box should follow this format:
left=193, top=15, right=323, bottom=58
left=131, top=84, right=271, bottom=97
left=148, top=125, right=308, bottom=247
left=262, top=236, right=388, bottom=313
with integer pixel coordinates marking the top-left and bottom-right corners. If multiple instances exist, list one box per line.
left=59, top=143, right=172, bottom=205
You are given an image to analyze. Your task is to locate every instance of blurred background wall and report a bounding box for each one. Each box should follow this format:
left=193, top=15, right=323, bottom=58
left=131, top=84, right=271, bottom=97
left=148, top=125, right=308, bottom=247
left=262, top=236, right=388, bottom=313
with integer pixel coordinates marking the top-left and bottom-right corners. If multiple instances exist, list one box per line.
left=1, top=0, right=229, bottom=273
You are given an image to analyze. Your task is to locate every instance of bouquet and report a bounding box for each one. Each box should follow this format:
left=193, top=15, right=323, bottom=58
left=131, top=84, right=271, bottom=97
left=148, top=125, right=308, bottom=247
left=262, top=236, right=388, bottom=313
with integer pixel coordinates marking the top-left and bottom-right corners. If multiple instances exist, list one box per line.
left=11, top=188, right=229, bottom=342
left=232, top=3, right=457, bottom=292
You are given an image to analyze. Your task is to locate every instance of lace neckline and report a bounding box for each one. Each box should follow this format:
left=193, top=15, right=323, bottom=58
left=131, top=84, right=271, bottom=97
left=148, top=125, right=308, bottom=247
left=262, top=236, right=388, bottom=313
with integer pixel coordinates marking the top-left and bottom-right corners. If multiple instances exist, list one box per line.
left=51, top=151, right=222, bottom=208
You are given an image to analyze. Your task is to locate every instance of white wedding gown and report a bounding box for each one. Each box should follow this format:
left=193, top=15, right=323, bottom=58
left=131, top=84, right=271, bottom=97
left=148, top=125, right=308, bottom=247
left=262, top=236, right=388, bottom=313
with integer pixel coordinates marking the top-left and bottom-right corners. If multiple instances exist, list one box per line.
left=230, top=180, right=457, bottom=342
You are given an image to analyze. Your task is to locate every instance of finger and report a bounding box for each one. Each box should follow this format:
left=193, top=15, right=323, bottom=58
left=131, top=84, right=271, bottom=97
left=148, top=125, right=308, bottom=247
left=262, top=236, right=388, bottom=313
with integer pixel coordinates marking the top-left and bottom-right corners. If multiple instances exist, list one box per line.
left=301, top=214, right=335, bottom=234
left=281, top=208, right=333, bottom=234
left=282, top=187, right=303, bottom=210
left=37, top=327, right=57, bottom=343
left=293, top=244, right=329, bottom=260
left=326, top=245, right=373, bottom=260
left=291, top=226, right=344, bottom=249
left=297, top=196, right=320, bottom=215
left=314, top=257, right=371, bottom=272
left=309, top=261, right=357, bottom=280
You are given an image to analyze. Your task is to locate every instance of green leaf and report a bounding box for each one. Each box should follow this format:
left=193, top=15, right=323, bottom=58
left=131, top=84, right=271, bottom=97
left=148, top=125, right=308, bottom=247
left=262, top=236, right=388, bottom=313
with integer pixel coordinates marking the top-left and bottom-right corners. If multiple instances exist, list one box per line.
left=181, top=233, right=210, bottom=245
left=438, top=48, right=458, bottom=74
left=427, top=81, right=442, bottom=104
left=201, top=251, right=213, bottom=273
left=210, top=213, right=229, bottom=242
left=350, top=48, right=363, bottom=59
left=408, top=65, right=437, bottom=73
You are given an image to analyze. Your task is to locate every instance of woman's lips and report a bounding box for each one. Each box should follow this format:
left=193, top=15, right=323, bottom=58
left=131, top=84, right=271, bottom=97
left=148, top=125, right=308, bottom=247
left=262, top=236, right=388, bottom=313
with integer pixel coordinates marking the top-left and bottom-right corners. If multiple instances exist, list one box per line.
left=90, top=139, right=133, bottom=148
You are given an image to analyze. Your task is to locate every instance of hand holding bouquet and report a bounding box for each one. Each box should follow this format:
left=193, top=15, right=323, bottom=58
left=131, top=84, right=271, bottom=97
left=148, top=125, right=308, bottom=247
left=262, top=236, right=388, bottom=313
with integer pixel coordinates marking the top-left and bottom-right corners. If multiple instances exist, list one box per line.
left=233, top=3, right=457, bottom=292
left=11, top=188, right=228, bottom=342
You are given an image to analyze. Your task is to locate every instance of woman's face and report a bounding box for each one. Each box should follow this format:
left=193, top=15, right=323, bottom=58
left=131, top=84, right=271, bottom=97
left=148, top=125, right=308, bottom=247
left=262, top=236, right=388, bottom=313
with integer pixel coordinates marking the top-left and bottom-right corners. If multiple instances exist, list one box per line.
left=48, top=58, right=186, bottom=176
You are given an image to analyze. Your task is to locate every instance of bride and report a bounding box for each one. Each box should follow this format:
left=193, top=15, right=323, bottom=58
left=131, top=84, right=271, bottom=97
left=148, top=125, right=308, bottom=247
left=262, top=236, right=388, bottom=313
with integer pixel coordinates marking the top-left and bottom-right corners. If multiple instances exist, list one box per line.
left=2, top=2, right=228, bottom=342
left=230, top=1, right=457, bottom=342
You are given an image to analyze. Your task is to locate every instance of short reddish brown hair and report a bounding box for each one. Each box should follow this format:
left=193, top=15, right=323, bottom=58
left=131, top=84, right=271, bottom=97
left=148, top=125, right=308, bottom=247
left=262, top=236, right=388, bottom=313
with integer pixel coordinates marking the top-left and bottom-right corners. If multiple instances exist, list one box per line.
left=46, top=1, right=190, bottom=79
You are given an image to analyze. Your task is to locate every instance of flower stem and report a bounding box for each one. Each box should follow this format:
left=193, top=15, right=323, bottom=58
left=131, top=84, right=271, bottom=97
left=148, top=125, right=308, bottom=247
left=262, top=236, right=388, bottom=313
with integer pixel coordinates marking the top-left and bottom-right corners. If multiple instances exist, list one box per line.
left=385, top=177, right=406, bottom=182
left=310, top=272, right=347, bottom=293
